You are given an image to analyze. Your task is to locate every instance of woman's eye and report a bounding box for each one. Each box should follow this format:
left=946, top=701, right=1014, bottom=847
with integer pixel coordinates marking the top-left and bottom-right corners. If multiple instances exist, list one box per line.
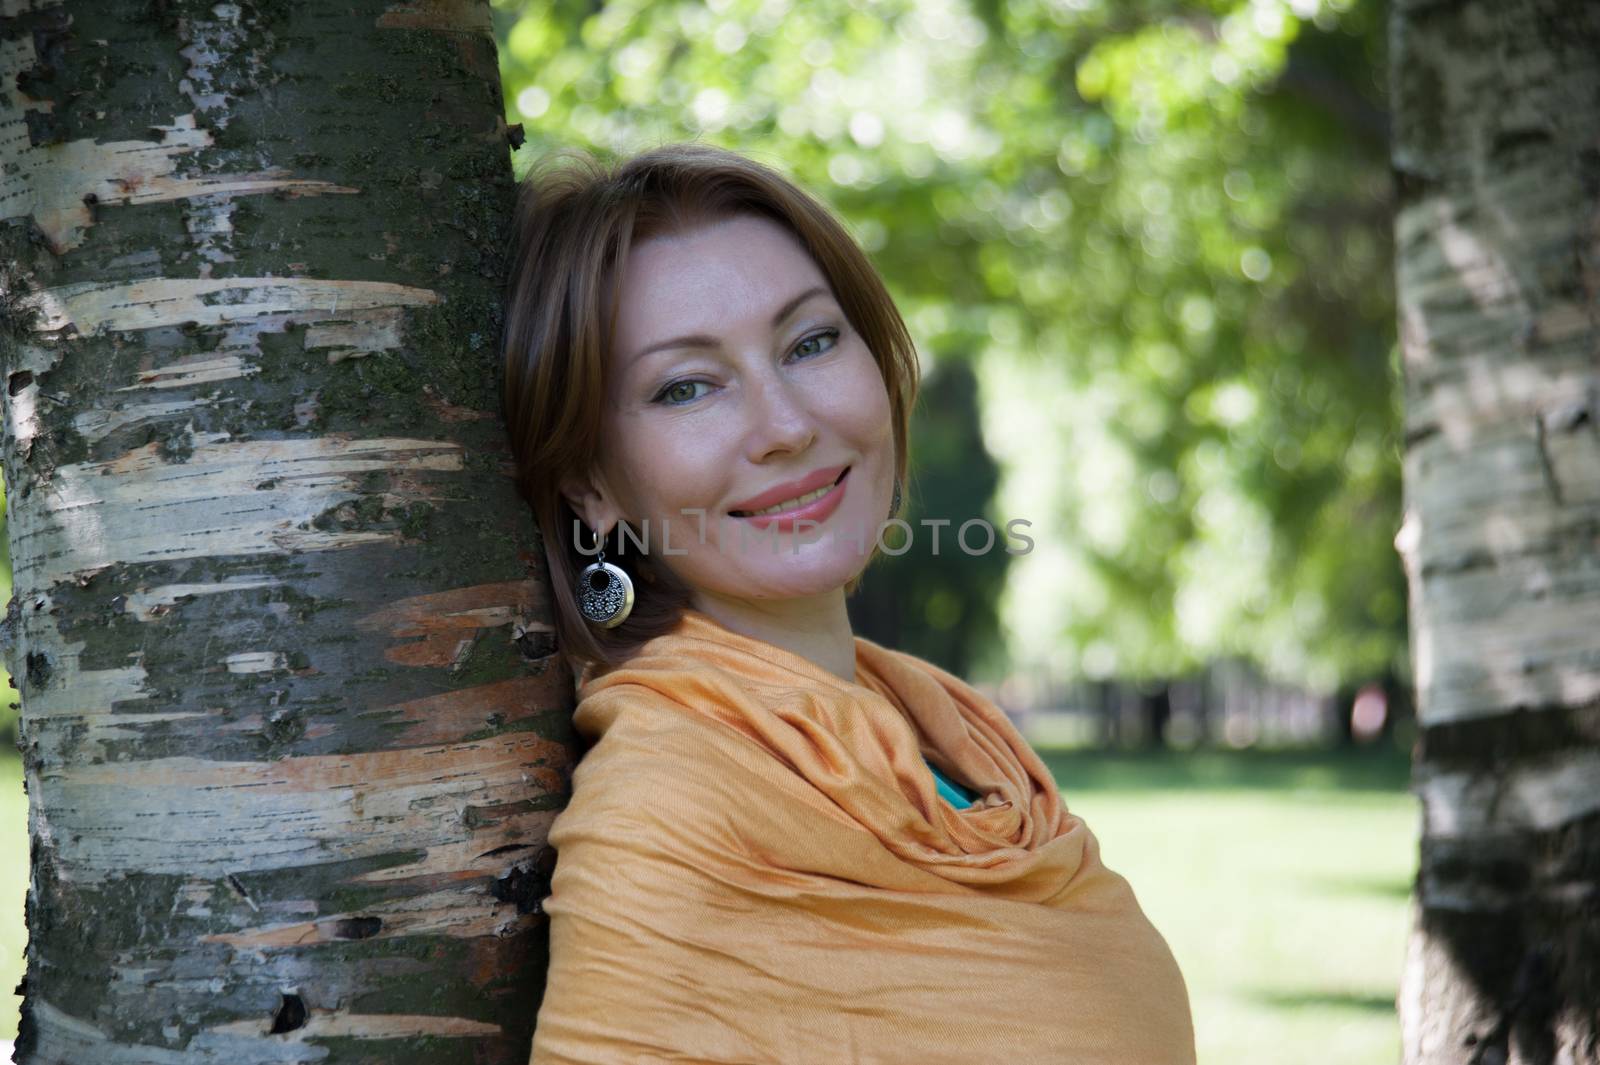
left=793, top=329, right=839, bottom=359
left=653, top=332, right=837, bottom=405
left=655, top=379, right=708, bottom=405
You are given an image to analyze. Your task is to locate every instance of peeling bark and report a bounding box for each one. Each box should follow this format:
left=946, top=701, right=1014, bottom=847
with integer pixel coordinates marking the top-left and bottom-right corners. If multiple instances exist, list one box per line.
left=1392, top=2, right=1600, bottom=1062
left=0, top=2, right=568, bottom=1062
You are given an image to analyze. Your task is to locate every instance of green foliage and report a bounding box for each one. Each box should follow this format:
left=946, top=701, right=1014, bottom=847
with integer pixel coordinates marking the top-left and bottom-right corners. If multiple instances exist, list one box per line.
left=493, top=0, right=1402, bottom=692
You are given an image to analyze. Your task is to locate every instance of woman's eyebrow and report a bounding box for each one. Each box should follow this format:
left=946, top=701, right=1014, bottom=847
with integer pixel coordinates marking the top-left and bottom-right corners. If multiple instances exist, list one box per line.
left=628, top=284, right=831, bottom=367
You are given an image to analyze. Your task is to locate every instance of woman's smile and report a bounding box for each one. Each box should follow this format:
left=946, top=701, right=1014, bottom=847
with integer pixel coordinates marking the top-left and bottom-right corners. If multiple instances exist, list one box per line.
left=730, top=466, right=851, bottom=531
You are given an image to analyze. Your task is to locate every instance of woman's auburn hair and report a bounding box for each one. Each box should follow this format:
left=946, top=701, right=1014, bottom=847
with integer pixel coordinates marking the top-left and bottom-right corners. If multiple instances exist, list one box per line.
left=500, top=141, right=919, bottom=675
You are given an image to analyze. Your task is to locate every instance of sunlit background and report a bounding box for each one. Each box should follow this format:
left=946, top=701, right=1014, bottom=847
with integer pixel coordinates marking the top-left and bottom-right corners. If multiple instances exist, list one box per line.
left=1, top=0, right=1415, bottom=1060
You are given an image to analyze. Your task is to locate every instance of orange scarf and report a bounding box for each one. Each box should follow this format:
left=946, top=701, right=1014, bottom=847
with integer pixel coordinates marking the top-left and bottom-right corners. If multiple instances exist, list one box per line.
left=531, top=609, right=1196, bottom=1064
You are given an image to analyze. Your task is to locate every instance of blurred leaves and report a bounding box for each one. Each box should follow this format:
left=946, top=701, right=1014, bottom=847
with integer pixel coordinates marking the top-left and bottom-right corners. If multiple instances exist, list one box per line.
left=494, top=0, right=1402, bottom=692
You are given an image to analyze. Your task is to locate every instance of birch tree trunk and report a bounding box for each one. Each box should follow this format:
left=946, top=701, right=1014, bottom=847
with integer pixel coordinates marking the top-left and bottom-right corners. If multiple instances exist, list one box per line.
left=1392, top=2, right=1600, bottom=1063
left=0, top=2, right=572, bottom=1062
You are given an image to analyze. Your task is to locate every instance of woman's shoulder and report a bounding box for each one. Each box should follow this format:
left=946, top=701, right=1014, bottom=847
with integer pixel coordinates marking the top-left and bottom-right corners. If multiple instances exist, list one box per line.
left=563, top=664, right=761, bottom=810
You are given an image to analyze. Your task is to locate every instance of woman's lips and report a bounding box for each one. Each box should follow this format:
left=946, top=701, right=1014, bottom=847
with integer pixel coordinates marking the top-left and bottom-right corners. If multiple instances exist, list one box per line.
left=731, top=468, right=849, bottom=532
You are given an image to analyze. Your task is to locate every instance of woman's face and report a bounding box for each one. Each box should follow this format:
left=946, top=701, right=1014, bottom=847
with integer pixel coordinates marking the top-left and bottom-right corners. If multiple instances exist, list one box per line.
left=566, top=212, right=896, bottom=605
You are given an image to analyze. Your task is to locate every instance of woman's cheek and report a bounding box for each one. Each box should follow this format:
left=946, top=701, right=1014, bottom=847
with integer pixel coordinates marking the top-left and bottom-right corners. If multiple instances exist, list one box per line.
left=807, top=349, right=879, bottom=421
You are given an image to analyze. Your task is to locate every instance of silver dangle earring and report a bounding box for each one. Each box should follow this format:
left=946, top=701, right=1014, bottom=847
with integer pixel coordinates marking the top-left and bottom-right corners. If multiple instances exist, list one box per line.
left=576, top=526, right=634, bottom=629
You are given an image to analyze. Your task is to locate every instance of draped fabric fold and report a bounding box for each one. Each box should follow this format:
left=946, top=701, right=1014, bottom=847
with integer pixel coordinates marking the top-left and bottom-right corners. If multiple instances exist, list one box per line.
left=530, top=609, right=1196, bottom=1064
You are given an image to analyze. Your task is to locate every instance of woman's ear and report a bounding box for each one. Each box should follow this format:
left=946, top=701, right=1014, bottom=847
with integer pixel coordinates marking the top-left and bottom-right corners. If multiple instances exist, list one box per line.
left=560, top=472, right=620, bottom=538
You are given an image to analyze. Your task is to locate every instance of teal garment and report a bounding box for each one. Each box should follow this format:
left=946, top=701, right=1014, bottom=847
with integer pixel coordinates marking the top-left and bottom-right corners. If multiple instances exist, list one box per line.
left=924, top=755, right=980, bottom=808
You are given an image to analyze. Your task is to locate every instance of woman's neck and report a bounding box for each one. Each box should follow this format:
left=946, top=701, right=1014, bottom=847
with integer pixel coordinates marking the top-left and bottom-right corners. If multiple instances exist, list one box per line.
left=688, top=588, right=858, bottom=684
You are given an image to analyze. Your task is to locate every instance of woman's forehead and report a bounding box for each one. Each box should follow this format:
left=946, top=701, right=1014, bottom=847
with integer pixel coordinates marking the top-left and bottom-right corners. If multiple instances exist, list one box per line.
left=612, top=219, right=830, bottom=353
left=621, top=215, right=820, bottom=300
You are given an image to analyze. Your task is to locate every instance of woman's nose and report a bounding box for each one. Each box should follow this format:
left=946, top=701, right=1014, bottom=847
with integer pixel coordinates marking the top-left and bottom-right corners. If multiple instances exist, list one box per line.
left=743, top=372, right=817, bottom=462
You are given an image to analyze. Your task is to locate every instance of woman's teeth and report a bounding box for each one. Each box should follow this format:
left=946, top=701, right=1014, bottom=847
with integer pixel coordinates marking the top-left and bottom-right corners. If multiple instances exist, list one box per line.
left=738, top=482, right=834, bottom=517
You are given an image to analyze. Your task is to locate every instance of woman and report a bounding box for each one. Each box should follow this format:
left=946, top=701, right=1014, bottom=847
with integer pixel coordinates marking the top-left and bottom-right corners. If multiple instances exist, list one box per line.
left=502, top=142, right=1196, bottom=1064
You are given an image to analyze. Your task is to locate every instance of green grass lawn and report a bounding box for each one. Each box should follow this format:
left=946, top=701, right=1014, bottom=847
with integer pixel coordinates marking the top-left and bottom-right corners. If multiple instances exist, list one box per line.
left=0, top=745, right=1417, bottom=1062
left=1040, top=745, right=1417, bottom=1065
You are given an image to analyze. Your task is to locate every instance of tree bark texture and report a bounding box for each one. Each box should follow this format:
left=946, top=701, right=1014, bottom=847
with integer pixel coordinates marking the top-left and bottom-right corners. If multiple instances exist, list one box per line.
left=0, top=2, right=572, bottom=1062
left=1392, top=2, right=1600, bottom=1063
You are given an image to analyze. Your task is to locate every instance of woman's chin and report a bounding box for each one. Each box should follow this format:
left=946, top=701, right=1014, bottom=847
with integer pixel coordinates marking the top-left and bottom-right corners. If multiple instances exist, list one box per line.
left=704, top=560, right=867, bottom=602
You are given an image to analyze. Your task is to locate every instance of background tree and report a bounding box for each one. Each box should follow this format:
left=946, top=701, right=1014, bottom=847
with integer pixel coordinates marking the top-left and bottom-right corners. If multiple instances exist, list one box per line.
left=1390, top=1, right=1600, bottom=1062
left=0, top=3, right=562, bottom=1061
left=848, top=357, right=1008, bottom=679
